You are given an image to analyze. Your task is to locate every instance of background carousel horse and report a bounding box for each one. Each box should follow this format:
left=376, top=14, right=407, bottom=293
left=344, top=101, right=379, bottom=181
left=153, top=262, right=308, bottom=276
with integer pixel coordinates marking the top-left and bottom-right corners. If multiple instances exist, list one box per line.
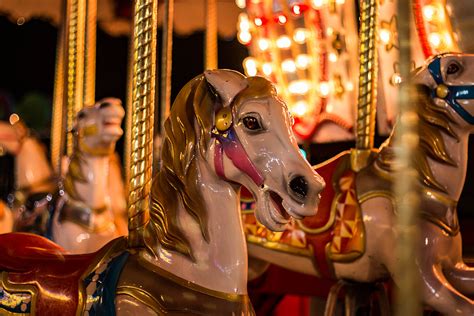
left=0, top=70, right=324, bottom=315
left=52, top=97, right=125, bottom=253
left=0, top=118, right=55, bottom=234
left=242, top=53, right=474, bottom=315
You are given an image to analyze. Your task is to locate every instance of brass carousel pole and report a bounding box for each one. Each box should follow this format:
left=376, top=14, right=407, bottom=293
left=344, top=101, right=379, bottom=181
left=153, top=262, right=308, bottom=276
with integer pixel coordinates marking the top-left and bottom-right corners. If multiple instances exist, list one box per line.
left=127, top=0, right=158, bottom=248
left=205, top=0, right=217, bottom=69
left=124, top=9, right=135, bottom=186
left=84, top=0, right=97, bottom=106
left=64, top=0, right=87, bottom=156
left=51, top=1, right=67, bottom=175
left=394, top=0, right=422, bottom=315
left=351, top=0, right=378, bottom=172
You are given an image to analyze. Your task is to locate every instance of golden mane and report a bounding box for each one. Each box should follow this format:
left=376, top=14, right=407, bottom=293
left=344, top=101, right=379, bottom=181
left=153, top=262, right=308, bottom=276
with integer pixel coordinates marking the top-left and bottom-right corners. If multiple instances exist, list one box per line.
left=376, top=85, right=458, bottom=193
left=63, top=135, right=88, bottom=201
left=146, top=74, right=276, bottom=260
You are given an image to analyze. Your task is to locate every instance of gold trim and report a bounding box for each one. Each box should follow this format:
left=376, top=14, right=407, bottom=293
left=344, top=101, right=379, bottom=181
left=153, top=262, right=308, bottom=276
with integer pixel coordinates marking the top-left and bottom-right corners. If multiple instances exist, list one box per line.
left=0, top=272, right=37, bottom=315
left=297, top=194, right=338, bottom=234
left=76, top=237, right=127, bottom=315
left=358, top=190, right=394, bottom=205
left=137, top=253, right=249, bottom=302
left=116, top=285, right=165, bottom=314
left=246, top=235, right=313, bottom=258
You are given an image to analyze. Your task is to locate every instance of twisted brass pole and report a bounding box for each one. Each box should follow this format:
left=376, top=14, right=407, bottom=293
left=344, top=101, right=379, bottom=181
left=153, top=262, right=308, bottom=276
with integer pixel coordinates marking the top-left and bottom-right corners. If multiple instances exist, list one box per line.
left=205, top=0, right=217, bottom=69
left=394, top=0, right=422, bottom=315
left=84, top=0, right=97, bottom=106
left=51, top=1, right=66, bottom=175
left=64, top=0, right=87, bottom=156
left=128, top=0, right=158, bottom=248
left=352, top=0, right=378, bottom=171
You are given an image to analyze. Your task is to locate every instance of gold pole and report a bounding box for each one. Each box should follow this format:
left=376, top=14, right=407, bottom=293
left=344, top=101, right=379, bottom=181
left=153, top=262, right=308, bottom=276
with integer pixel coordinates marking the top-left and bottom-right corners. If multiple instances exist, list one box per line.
left=205, top=0, right=217, bottom=69
left=124, top=6, right=136, bottom=187
left=160, top=0, right=174, bottom=134
left=351, top=0, right=378, bottom=171
left=64, top=0, right=87, bottom=156
left=394, top=0, right=422, bottom=315
left=84, top=0, right=97, bottom=106
left=128, top=0, right=158, bottom=248
left=51, top=0, right=67, bottom=175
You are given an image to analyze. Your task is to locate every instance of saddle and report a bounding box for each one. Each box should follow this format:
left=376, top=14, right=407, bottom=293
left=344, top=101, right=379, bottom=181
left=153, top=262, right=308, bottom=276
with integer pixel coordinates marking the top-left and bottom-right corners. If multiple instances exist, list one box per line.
left=243, top=151, right=366, bottom=278
left=0, top=233, right=126, bottom=315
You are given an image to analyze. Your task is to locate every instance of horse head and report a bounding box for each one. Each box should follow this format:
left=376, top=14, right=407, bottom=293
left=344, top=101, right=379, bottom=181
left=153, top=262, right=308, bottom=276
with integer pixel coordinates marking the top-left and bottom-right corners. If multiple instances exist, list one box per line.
left=414, top=53, right=474, bottom=133
left=72, top=98, right=125, bottom=155
left=147, top=70, right=325, bottom=260
left=204, top=70, right=325, bottom=230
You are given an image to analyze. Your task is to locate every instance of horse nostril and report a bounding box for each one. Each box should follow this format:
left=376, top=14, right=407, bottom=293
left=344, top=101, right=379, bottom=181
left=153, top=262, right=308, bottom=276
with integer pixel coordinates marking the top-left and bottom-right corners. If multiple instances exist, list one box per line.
left=289, top=176, right=308, bottom=200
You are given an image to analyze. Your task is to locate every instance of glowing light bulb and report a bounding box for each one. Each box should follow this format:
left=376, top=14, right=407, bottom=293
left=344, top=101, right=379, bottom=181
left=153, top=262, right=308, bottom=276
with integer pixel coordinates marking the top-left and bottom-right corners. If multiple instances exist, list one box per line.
left=291, top=101, right=309, bottom=117
left=277, top=14, right=287, bottom=24
left=238, top=13, right=250, bottom=31
left=282, top=59, right=296, bottom=73
left=244, top=58, right=258, bottom=76
left=235, top=0, right=246, bottom=9
left=254, top=17, right=263, bottom=27
left=329, top=52, right=338, bottom=63
left=238, top=31, right=252, bottom=44
left=9, top=113, right=19, bottom=125
left=262, top=63, right=273, bottom=76
left=293, top=28, right=310, bottom=44
left=312, top=0, right=324, bottom=8
left=379, top=28, right=391, bottom=44
left=258, top=38, right=270, bottom=51
left=319, top=81, right=330, bottom=97
left=296, top=54, right=312, bottom=69
left=422, top=5, right=437, bottom=21
left=428, top=32, right=442, bottom=48
left=276, top=36, right=292, bottom=49
left=292, top=5, right=302, bottom=15
left=289, top=80, right=310, bottom=95
left=346, top=82, right=354, bottom=91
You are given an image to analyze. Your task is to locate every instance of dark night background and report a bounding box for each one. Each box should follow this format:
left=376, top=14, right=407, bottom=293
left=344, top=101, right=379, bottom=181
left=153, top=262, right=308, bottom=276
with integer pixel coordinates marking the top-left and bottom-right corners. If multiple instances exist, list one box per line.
left=0, top=14, right=474, bottom=249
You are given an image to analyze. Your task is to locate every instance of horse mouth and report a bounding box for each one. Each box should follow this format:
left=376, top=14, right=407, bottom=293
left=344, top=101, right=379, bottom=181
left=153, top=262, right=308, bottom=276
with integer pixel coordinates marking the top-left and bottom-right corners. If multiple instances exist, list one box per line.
left=269, top=191, right=291, bottom=224
left=103, top=119, right=122, bottom=128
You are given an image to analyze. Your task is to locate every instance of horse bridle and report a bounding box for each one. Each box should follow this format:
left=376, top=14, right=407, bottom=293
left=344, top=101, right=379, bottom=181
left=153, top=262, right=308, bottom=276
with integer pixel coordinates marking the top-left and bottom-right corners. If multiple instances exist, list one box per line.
left=212, top=103, right=265, bottom=187
left=428, top=56, right=474, bottom=125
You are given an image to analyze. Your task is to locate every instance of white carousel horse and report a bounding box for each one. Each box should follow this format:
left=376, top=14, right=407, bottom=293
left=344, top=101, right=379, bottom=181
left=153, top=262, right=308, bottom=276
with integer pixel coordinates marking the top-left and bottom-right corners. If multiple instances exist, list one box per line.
left=243, top=53, right=474, bottom=315
left=0, top=119, right=54, bottom=234
left=52, top=98, right=125, bottom=253
left=0, top=70, right=324, bottom=315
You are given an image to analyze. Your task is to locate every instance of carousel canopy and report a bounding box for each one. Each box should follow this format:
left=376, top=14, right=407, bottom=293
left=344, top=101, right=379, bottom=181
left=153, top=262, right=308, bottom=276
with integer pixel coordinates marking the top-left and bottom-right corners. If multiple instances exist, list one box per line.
left=0, top=0, right=240, bottom=37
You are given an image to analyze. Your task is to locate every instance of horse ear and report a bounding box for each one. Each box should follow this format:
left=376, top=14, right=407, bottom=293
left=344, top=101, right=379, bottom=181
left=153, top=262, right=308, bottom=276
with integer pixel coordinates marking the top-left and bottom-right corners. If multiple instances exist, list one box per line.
left=204, top=69, right=248, bottom=108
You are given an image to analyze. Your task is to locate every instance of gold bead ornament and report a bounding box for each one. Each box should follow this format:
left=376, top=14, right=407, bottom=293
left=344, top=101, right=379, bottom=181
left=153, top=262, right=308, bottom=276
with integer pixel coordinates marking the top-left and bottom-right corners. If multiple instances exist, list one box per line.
left=436, top=84, right=449, bottom=99
left=215, top=107, right=233, bottom=132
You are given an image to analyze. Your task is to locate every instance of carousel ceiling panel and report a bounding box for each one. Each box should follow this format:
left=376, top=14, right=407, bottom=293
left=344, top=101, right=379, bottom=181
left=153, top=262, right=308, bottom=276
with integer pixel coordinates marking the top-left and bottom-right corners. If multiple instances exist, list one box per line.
left=0, top=0, right=240, bottom=37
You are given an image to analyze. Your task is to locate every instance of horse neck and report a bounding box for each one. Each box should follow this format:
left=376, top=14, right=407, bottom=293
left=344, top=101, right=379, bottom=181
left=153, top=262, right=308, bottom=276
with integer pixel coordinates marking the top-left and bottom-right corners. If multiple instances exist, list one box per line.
left=143, top=143, right=248, bottom=295
left=428, top=126, right=470, bottom=200
left=15, top=137, right=53, bottom=193
left=72, top=153, right=110, bottom=209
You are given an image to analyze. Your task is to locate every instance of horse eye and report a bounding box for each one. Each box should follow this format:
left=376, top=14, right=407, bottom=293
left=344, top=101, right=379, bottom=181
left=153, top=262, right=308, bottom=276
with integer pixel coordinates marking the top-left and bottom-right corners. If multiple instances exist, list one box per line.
left=447, top=62, right=462, bottom=75
left=77, top=111, right=86, bottom=119
left=242, top=116, right=262, bottom=131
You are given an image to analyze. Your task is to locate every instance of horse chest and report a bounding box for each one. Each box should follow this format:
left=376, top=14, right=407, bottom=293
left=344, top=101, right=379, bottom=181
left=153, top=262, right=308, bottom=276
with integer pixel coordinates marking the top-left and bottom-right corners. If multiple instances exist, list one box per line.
left=115, top=254, right=255, bottom=315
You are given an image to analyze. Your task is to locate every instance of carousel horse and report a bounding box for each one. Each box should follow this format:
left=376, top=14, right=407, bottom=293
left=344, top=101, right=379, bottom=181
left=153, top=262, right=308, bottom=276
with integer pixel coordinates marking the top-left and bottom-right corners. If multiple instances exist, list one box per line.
left=0, top=70, right=324, bottom=315
left=242, top=53, right=474, bottom=315
left=52, top=98, right=125, bottom=253
left=0, top=118, right=55, bottom=234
